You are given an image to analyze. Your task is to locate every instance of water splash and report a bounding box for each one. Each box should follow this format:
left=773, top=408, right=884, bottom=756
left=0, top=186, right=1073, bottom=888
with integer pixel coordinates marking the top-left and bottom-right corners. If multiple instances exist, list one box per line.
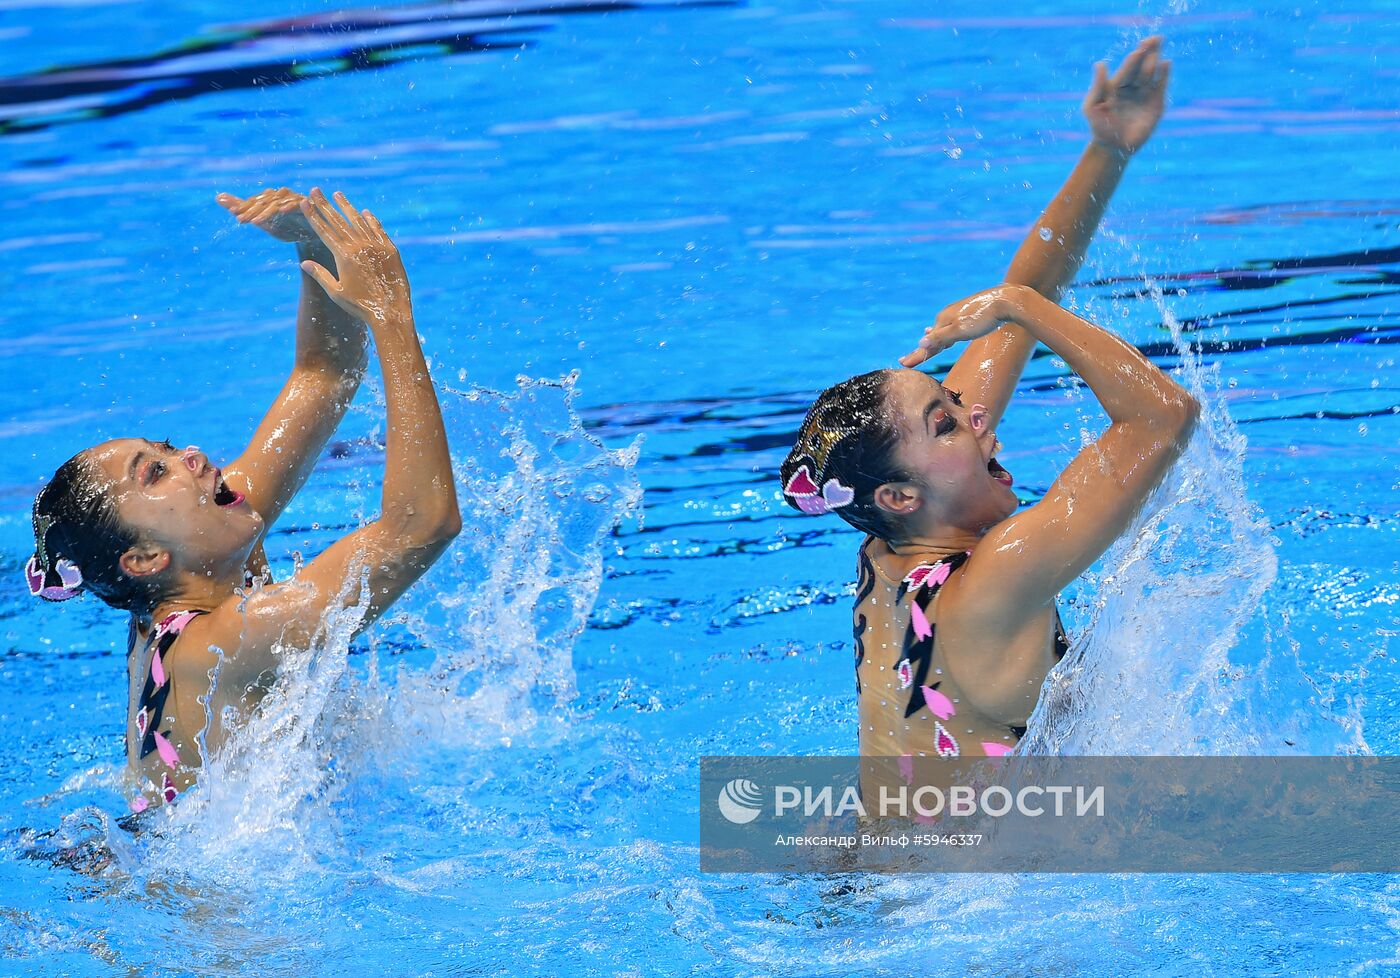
left=396, top=370, right=644, bottom=745
left=1019, top=271, right=1362, bottom=756
left=129, top=373, right=640, bottom=879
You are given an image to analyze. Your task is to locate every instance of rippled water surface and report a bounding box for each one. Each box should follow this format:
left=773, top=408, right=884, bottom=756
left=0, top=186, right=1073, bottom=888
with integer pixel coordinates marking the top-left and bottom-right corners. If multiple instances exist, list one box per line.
left=1, top=0, right=1398, bottom=974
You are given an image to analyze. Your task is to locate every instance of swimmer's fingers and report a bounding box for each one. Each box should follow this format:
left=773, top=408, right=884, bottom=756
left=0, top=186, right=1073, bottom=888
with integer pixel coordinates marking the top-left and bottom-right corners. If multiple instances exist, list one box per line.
left=215, top=192, right=246, bottom=216
left=299, top=259, right=341, bottom=297
left=302, top=188, right=358, bottom=246
left=300, top=196, right=349, bottom=251
left=218, top=192, right=268, bottom=225
left=312, top=188, right=356, bottom=239
left=332, top=191, right=372, bottom=236
left=361, top=209, right=392, bottom=245
left=900, top=328, right=953, bottom=368
left=246, top=195, right=280, bottom=226
left=1137, top=48, right=1161, bottom=90
left=1151, top=60, right=1172, bottom=95
left=1083, top=61, right=1111, bottom=110
left=255, top=188, right=299, bottom=219
left=306, top=187, right=355, bottom=244
left=1113, top=35, right=1160, bottom=89
left=227, top=188, right=282, bottom=222
left=899, top=346, right=933, bottom=368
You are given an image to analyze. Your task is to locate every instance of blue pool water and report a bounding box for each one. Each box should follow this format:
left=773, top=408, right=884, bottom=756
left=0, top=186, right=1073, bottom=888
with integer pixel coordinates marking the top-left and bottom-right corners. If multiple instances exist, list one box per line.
left=2, top=0, right=1399, bottom=973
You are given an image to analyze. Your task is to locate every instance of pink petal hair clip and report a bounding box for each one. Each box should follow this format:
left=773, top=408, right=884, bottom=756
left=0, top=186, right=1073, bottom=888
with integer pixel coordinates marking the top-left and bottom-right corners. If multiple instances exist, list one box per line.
left=25, top=555, right=83, bottom=602
left=783, top=464, right=855, bottom=516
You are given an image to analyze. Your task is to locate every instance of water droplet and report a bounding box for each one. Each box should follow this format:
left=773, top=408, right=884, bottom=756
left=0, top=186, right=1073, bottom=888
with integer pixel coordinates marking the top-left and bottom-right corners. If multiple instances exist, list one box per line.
left=1038, top=226, right=1052, bottom=241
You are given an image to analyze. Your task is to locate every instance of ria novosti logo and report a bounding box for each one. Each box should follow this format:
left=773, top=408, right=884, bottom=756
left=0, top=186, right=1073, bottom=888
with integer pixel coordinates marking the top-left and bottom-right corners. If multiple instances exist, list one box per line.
left=714, top=777, right=1105, bottom=823
left=717, top=778, right=763, bottom=824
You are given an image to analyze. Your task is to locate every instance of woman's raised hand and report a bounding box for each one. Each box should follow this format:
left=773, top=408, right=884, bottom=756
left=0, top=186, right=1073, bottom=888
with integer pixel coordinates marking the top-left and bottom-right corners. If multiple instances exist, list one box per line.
left=900, top=285, right=1030, bottom=368
left=1083, top=35, right=1170, bottom=156
left=217, top=187, right=321, bottom=246
left=298, top=189, right=411, bottom=324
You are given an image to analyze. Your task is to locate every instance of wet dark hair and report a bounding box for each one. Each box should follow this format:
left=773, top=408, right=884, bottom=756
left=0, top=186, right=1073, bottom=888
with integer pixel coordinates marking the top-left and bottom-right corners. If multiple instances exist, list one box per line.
left=779, top=369, right=913, bottom=540
left=31, top=451, right=155, bottom=612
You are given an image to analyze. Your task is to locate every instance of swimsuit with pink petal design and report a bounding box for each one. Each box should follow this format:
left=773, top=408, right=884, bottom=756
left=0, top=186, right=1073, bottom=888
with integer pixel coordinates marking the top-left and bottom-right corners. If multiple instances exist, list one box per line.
left=854, top=541, right=1069, bottom=760
left=125, top=609, right=206, bottom=813
left=894, top=552, right=1068, bottom=755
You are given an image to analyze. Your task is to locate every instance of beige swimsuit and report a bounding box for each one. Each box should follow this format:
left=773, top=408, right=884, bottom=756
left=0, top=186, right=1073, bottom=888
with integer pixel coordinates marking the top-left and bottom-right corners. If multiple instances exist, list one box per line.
left=853, top=535, right=1068, bottom=761
left=125, top=610, right=204, bottom=812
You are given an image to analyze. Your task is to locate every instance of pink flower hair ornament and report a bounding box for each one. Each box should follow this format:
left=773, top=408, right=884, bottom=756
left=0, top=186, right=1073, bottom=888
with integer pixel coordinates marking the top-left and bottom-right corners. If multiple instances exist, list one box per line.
left=25, top=555, right=83, bottom=602
left=783, top=464, right=855, bottom=516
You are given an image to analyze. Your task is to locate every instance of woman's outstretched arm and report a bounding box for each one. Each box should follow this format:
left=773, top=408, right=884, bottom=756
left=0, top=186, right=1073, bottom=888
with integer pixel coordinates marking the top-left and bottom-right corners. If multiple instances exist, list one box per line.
left=217, top=188, right=370, bottom=541
left=940, top=36, right=1170, bottom=431
left=184, top=190, right=460, bottom=699
left=905, top=284, right=1197, bottom=613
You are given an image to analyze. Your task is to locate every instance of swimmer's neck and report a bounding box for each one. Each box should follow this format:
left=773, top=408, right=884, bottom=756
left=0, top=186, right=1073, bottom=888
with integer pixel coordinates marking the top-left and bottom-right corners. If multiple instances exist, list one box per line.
left=137, top=568, right=247, bottom=634
left=881, top=528, right=983, bottom=557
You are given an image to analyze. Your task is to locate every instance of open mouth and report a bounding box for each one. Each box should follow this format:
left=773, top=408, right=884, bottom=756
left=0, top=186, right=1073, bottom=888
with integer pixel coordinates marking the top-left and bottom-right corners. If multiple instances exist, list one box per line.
left=213, top=475, right=244, bottom=508
left=987, top=456, right=1014, bottom=487
left=985, top=438, right=1013, bottom=487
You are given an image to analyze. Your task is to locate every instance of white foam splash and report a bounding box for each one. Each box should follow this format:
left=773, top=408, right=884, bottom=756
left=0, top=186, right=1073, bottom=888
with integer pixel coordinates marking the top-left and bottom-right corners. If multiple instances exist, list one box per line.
left=130, top=373, right=640, bottom=879
left=1019, top=276, right=1362, bottom=756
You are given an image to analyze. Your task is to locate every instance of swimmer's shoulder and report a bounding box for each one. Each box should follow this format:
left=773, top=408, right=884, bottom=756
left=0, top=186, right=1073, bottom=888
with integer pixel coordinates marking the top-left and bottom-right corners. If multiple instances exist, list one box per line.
left=937, top=545, right=1062, bottom=715
left=166, top=599, right=279, bottom=710
left=154, top=550, right=274, bottom=667
left=944, top=534, right=1050, bottom=632
left=156, top=610, right=220, bottom=687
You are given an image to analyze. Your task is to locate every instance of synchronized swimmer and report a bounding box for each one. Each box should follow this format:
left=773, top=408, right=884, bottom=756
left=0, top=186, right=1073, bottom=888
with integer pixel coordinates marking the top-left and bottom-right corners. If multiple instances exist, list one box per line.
left=779, top=37, right=1196, bottom=762
left=26, top=189, right=459, bottom=814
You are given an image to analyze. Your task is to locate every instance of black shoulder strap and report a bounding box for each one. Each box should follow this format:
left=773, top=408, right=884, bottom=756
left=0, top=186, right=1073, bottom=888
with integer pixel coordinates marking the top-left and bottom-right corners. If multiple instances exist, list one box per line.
left=853, top=536, right=877, bottom=695
left=1053, top=607, right=1070, bottom=660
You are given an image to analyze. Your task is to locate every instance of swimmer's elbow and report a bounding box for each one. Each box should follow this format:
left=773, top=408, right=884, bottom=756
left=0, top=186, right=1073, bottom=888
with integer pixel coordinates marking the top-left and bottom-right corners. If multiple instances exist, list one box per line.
left=428, top=491, right=463, bottom=540
left=436, top=507, right=463, bottom=541
left=1146, top=390, right=1199, bottom=446
left=1166, top=392, right=1200, bottom=444
left=412, top=506, right=463, bottom=546
left=294, top=362, right=367, bottom=399
left=381, top=501, right=462, bottom=548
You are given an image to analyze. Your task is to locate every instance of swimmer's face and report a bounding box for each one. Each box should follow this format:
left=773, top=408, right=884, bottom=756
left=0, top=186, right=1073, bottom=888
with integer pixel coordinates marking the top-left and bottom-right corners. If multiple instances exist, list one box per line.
left=85, top=438, right=263, bottom=585
left=879, top=370, right=1018, bottom=532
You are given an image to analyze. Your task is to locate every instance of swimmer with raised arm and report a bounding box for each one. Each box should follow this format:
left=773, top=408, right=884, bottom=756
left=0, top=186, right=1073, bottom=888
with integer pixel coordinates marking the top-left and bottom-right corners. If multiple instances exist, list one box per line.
left=779, top=37, right=1195, bottom=760
left=26, top=188, right=460, bottom=813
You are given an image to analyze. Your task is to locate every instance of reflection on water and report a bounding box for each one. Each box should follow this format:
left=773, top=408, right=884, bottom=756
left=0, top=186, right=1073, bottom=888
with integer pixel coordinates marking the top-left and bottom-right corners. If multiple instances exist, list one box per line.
left=0, top=0, right=737, bottom=135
